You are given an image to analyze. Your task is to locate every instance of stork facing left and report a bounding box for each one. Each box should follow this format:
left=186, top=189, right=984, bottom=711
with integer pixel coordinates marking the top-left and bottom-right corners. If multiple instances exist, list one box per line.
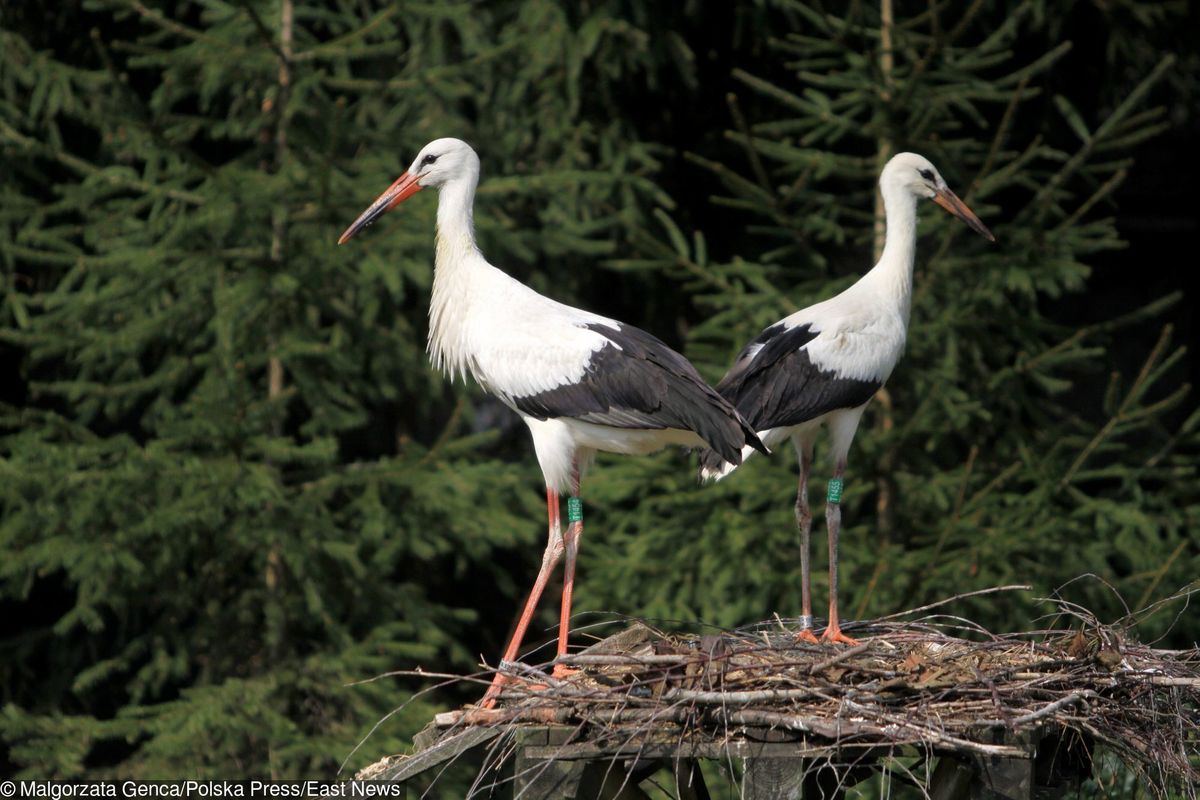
left=338, top=138, right=765, bottom=707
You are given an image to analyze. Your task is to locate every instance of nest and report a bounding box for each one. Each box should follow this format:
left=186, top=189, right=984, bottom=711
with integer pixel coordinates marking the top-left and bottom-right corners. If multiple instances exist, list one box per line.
left=364, top=588, right=1200, bottom=796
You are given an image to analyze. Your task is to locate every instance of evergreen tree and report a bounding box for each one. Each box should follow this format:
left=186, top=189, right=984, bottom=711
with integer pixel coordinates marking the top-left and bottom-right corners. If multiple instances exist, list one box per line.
left=584, top=1, right=1199, bottom=648
left=0, top=0, right=1196, bottom=786
left=0, top=0, right=698, bottom=779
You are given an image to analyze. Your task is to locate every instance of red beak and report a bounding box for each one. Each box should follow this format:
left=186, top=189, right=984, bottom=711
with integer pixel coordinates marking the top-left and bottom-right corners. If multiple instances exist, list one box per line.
left=338, top=171, right=424, bottom=245
left=932, top=187, right=995, bottom=242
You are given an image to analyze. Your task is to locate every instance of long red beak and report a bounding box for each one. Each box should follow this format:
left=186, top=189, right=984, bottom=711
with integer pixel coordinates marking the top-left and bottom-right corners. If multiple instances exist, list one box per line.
left=338, top=172, right=423, bottom=245
left=932, top=187, right=995, bottom=242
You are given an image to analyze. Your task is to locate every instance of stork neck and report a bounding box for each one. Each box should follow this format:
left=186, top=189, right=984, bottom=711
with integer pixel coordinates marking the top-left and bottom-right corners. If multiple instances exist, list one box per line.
left=434, top=175, right=480, bottom=257
left=429, top=174, right=483, bottom=380
left=868, top=181, right=919, bottom=320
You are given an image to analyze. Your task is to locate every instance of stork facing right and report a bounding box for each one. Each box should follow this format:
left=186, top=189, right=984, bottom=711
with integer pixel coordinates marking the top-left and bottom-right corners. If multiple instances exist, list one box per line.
left=699, top=153, right=995, bottom=645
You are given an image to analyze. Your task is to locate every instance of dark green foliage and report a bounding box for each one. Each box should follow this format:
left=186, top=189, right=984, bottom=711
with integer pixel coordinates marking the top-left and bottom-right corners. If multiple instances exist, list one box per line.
left=582, top=2, right=1199, bottom=649
left=0, top=0, right=685, bottom=778
left=0, top=0, right=1196, bottom=785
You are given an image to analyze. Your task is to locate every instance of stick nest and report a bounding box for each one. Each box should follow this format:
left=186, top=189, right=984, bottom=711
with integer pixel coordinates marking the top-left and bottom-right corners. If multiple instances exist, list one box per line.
left=420, top=599, right=1199, bottom=794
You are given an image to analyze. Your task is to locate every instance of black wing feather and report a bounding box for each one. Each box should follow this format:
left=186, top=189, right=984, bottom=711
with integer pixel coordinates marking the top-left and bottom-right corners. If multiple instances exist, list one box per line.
left=511, top=323, right=765, bottom=464
left=715, top=322, right=881, bottom=430
left=698, top=321, right=880, bottom=475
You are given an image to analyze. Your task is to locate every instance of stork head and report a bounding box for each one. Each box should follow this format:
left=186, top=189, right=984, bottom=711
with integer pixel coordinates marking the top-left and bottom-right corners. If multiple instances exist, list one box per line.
left=883, top=152, right=995, bottom=242
left=405, top=137, right=481, bottom=189
left=338, top=138, right=480, bottom=244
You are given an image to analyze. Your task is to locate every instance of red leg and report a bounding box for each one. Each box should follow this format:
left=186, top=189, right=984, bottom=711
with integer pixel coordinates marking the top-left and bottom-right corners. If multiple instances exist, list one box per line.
left=794, top=440, right=818, bottom=644
left=821, top=462, right=860, bottom=646
left=554, top=461, right=583, bottom=680
left=480, top=487, right=563, bottom=708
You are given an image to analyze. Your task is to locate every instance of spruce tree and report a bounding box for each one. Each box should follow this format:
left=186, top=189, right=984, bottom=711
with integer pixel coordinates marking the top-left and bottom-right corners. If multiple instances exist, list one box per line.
left=0, top=0, right=698, bottom=779
left=583, top=2, right=1198, bottom=650
left=0, top=0, right=1195, bottom=787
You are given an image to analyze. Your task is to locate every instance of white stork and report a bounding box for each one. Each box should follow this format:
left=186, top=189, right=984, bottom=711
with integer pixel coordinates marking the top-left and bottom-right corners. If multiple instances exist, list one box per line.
left=339, top=137, right=765, bottom=705
left=699, top=152, right=994, bottom=645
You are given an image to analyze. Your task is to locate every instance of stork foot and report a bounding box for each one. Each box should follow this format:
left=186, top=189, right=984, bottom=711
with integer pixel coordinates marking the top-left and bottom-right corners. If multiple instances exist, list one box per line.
left=795, top=628, right=820, bottom=644
left=478, top=668, right=568, bottom=709
left=479, top=674, right=508, bottom=709
left=820, top=625, right=860, bottom=646
left=477, top=682, right=542, bottom=710
left=551, top=663, right=581, bottom=680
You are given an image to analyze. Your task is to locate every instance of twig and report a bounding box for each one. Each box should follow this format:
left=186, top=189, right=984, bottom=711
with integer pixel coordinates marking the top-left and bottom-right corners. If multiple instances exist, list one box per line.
left=562, top=653, right=695, bottom=666
left=809, top=643, right=872, bottom=674
left=876, top=585, right=1032, bottom=621
left=663, top=688, right=820, bottom=704
left=998, top=691, right=1094, bottom=726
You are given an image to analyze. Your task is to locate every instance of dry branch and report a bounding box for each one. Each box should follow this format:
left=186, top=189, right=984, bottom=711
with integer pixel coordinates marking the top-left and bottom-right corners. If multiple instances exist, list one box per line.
left=368, top=598, right=1200, bottom=798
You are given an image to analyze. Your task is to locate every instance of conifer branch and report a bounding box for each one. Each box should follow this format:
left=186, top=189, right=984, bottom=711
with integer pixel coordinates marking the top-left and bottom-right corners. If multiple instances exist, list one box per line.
left=1032, top=55, right=1175, bottom=222
left=1134, top=540, right=1190, bottom=614
left=1058, top=325, right=1175, bottom=491
left=1053, top=168, right=1127, bottom=233
left=0, top=120, right=206, bottom=205
left=971, top=73, right=1032, bottom=198
left=946, top=0, right=986, bottom=44
left=726, top=93, right=774, bottom=198
left=266, top=0, right=293, bottom=412
left=87, top=28, right=215, bottom=176
left=237, top=0, right=288, bottom=62
left=317, top=6, right=398, bottom=52
left=125, top=0, right=208, bottom=42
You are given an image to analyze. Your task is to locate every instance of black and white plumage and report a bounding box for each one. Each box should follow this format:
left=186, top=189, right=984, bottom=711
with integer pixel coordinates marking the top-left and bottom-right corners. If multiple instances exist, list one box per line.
left=512, top=321, right=754, bottom=461
left=712, top=322, right=884, bottom=431
left=699, top=152, right=995, bottom=645
left=338, top=137, right=764, bottom=705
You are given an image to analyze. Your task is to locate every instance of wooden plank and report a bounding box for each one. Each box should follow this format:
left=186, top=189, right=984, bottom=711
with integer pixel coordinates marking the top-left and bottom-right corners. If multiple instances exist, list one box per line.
left=967, top=728, right=1038, bottom=800
left=513, top=725, right=658, bottom=799
left=742, top=757, right=808, bottom=800
left=528, top=743, right=902, bottom=767
left=523, top=740, right=873, bottom=761
left=514, top=726, right=592, bottom=799
left=362, top=715, right=1044, bottom=795
left=739, top=729, right=857, bottom=800
left=360, top=725, right=500, bottom=783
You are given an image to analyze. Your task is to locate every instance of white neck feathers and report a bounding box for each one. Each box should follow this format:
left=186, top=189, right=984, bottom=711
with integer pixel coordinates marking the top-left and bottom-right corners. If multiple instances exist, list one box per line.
left=864, top=175, right=919, bottom=323
left=428, top=174, right=482, bottom=380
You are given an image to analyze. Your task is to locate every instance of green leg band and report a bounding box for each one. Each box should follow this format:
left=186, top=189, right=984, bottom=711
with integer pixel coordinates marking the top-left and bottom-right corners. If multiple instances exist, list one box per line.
left=826, top=478, right=844, bottom=504
left=566, top=496, right=583, bottom=524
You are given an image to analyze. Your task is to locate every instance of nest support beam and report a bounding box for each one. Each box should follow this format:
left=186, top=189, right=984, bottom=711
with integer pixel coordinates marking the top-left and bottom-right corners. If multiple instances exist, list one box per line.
left=506, top=725, right=1041, bottom=799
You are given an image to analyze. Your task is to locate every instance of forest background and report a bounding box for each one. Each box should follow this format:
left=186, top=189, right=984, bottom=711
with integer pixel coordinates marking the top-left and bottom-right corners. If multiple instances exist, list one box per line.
left=1, top=0, right=1198, bottom=788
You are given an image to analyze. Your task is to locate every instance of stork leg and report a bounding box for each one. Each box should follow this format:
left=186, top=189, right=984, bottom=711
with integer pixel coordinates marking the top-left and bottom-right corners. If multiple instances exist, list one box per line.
left=554, top=460, right=583, bottom=680
left=822, top=460, right=859, bottom=645
left=793, top=438, right=819, bottom=644
left=480, top=487, right=565, bottom=708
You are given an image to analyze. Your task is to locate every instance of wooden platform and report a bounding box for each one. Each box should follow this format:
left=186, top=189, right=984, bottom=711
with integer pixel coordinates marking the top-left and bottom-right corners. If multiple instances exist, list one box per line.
left=355, top=605, right=1200, bottom=798
left=361, top=719, right=1042, bottom=798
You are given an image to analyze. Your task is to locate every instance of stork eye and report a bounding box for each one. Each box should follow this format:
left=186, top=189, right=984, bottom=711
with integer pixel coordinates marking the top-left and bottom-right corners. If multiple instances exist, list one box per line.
left=421, top=154, right=439, bottom=167
left=918, top=168, right=935, bottom=181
